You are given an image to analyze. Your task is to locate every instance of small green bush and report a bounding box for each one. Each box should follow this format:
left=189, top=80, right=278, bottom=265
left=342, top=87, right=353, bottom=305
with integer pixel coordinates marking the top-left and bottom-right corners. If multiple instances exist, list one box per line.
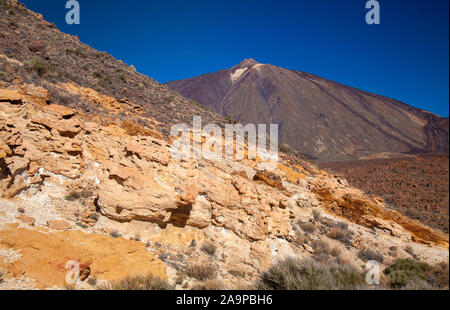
left=384, top=259, right=433, bottom=289
left=116, top=72, right=126, bottom=82
left=256, top=257, right=365, bottom=290
left=24, top=57, right=48, bottom=76
left=65, top=190, right=93, bottom=201
left=92, top=70, right=102, bottom=79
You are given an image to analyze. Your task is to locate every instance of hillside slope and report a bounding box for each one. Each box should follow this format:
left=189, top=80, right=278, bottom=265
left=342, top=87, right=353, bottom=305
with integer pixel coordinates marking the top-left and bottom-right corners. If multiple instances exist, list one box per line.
left=0, top=1, right=448, bottom=290
left=167, top=59, right=449, bottom=161
left=1, top=83, right=448, bottom=289
left=0, top=0, right=228, bottom=135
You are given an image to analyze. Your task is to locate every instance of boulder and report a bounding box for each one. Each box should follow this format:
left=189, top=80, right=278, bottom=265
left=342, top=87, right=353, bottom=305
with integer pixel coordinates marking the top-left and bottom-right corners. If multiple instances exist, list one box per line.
left=28, top=41, right=46, bottom=53
left=253, top=170, right=283, bottom=190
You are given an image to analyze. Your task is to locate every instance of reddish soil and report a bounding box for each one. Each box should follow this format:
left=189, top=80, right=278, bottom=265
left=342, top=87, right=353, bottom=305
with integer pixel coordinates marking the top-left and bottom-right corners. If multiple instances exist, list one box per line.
left=320, top=155, right=449, bottom=233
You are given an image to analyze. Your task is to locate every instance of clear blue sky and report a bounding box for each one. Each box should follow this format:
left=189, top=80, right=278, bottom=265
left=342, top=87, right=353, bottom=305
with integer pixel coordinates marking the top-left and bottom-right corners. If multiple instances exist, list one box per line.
left=21, top=0, right=449, bottom=117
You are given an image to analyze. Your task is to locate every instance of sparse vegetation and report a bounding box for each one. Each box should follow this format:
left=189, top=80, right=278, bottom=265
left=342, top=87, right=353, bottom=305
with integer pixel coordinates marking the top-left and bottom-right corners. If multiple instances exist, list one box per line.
left=65, top=190, right=93, bottom=201
left=357, top=248, right=384, bottom=263
left=201, top=242, right=217, bottom=256
left=110, top=229, right=121, bottom=238
left=65, top=47, right=87, bottom=58
left=229, top=270, right=246, bottom=278
left=175, top=272, right=185, bottom=285
left=186, top=264, right=217, bottom=281
left=299, top=221, right=316, bottom=233
left=279, top=143, right=297, bottom=156
left=87, top=276, right=97, bottom=286
left=312, top=210, right=321, bottom=222
left=116, top=72, right=126, bottom=82
left=8, top=19, right=18, bottom=29
left=256, top=257, right=365, bottom=290
left=191, top=279, right=225, bottom=290
left=158, top=252, right=169, bottom=261
left=224, top=115, right=238, bottom=124
left=384, top=259, right=434, bottom=289
left=24, top=57, right=48, bottom=76
left=312, top=239, right=330, bottom=255
left=294, top=230, right=310, bottom=246
left=92, top=70, right=102, bottom=79
left=327, top=227, right=350, bottom=244
left=97, top=274, right=174, bottom=290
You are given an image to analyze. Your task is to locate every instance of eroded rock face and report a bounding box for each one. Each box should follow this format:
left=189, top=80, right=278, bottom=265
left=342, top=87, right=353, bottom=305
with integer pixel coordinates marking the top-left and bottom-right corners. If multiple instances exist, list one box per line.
left=253, top=170, right=284, bottom=190
left=0, top=83, right=448, bottom=289
left=1, top=84, right=448, bottom=247
left=0, top=224, right=166, bottom=288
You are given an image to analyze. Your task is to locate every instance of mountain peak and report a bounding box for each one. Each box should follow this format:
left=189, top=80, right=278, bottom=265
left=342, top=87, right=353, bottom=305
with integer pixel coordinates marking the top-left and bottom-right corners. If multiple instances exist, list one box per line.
left=234, top=58, right=259, bottom=69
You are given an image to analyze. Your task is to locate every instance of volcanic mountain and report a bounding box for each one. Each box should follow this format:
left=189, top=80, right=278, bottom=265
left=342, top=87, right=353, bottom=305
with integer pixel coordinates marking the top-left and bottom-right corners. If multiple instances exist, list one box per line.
left=166, top=59, right=449, bottom=161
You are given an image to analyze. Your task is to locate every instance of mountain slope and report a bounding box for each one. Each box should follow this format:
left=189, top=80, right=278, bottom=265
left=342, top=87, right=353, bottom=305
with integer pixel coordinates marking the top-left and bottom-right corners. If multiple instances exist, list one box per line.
left=167, top=59, right=449, bottom=161
left=0, top=0, right=228, bottom=136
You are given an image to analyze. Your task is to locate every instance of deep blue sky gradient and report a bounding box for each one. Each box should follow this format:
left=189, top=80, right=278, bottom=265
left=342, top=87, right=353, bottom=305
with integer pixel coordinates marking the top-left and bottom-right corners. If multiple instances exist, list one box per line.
left=21, top=0, right=449, bottom=116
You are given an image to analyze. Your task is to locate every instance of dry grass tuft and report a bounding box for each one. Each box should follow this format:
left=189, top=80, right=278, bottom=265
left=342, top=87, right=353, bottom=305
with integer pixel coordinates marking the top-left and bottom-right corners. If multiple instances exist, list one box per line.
left=186, top=264, right=217, bottom=281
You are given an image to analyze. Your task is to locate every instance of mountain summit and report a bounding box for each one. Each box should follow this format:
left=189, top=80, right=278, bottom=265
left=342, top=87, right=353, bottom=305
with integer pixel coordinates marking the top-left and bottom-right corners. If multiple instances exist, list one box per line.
left=233, top=58, right=259, bottom=69
left=166, top=60, right=449, bottom=161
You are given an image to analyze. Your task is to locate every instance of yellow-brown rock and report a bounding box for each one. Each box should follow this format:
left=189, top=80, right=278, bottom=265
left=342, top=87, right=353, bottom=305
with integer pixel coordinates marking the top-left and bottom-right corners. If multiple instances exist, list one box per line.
left=16, top=215, right=35, bottom=226
left=0, top=225, right=166, bottom=288
left=253, top=170, right=283, bottom=190
left=0, top=89, right=22, bottom=103
left=47, top=220, right=71, bottom=231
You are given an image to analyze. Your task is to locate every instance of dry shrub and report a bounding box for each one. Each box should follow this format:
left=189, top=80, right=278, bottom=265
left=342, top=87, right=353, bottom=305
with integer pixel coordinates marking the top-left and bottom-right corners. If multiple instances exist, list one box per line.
left=109, top=229, right=121, bottom=238
left=256, top=257, right=365, bottom=290
left=327, top=227, right=350, bottom=244
left=97, top=274, right=173, bottom=290
left=312, top=239, right=331, bottom=255
left=186, top=264, right=217, bottom=281
left=294, top=230, right=309, bottom=246
left=229, top=270, right=246, bottom=278
left=65, top=189, right=93, bottom=201
left=299, top=222, right=316, bottom=233
left=191, top=279, right=225, bottom=290
left=201, top=242, right=217, bottom=256
left=357, top=248, right=384, bottom=263
left=24, top=56, right=48, bottom=76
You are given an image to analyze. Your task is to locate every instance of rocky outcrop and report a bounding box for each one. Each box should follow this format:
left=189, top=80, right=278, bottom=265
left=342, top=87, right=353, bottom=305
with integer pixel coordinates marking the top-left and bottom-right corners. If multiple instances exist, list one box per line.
left=1, top=83, right=448, bottom=247
left=0, top=83, right=448, bottom=289
left=253, top=170, right=284, bottom=190
left=310, top=178, right=449, bottom=247
left=0, top=224, right=166, bottom=288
